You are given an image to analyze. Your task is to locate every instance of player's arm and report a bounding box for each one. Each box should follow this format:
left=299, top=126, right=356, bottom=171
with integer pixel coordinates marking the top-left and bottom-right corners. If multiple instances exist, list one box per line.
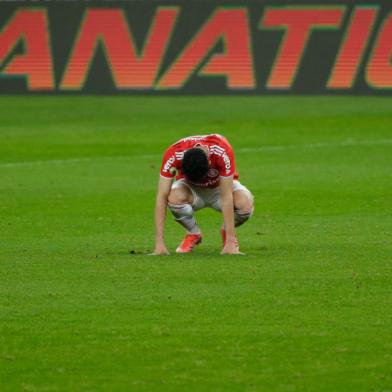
left=153, top=176, right=172, bottom=255
left=220, top=175, right=242, bottom=255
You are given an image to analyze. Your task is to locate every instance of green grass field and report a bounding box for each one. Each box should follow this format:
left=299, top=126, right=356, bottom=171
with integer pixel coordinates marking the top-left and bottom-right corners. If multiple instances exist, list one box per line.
left=0, top=97, right=391, bottom=391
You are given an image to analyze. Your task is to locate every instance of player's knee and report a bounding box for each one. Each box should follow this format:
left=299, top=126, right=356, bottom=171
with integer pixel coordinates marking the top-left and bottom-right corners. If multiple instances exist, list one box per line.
left=168, top=193, right=184, bottom=205
left=233, top=191, right=254, bottom=227
left=234, top=191, right=254, bottom=215
left=168, top=187, right=192, bottom=205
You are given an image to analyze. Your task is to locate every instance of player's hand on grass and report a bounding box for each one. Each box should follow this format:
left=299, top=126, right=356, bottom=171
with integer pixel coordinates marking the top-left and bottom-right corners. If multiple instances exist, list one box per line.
left=150, top=243, right=170, bottom=256
left=221, top=241, right=244, bottom=255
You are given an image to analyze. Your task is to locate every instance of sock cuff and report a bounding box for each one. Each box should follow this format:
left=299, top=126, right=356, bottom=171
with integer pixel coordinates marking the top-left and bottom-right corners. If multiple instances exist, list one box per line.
left=168, top=202, right=194, bottom=217
left=234, top=206, right=254, bottom=217
left=168, top=202, right=191, bottom=208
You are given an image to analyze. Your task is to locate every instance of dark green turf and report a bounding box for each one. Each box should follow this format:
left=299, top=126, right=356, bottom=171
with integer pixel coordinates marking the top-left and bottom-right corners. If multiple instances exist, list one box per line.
left=0, top=97, right=391, bottom=391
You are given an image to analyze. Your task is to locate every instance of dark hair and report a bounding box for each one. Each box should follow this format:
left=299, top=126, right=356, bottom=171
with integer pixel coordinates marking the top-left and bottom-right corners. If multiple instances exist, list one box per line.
left=182, top=148, right=209, bottom=182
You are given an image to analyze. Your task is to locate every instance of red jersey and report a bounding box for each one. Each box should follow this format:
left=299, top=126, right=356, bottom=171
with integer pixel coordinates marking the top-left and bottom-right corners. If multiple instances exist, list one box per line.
left=160, top=134, right=239, bottom=188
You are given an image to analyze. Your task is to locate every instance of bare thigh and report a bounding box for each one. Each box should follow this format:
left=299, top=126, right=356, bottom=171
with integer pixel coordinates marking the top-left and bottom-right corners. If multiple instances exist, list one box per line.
left=168, top=185, right=194, bottom=205
left=233, top=189, right=254, bottom=212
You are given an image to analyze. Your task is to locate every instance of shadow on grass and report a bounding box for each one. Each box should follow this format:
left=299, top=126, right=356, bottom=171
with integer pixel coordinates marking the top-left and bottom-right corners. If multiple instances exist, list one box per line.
left=101, top=248, right=264, bottom=259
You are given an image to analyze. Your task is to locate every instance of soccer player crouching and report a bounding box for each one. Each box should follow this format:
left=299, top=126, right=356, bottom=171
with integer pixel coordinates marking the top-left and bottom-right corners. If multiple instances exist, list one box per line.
left=152, top=134, right=254, bottom=255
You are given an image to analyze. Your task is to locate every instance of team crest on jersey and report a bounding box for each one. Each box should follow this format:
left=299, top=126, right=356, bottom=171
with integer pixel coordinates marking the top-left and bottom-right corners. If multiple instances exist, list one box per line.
left=207, top=168, right=219, bottom=177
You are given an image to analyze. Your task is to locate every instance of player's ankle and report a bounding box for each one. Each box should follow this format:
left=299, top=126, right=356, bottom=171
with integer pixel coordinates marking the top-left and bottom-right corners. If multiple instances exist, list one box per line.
left=186, top=230, right=201, bottom=235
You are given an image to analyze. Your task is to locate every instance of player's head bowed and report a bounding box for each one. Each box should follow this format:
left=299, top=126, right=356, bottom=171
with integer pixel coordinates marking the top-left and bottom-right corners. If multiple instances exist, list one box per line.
left=182, top=147, right=209, bottom=182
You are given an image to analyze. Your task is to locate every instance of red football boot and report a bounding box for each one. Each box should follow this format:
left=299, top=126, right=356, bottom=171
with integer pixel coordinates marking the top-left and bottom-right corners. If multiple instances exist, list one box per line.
left=176, top=233, right=202, bottom=253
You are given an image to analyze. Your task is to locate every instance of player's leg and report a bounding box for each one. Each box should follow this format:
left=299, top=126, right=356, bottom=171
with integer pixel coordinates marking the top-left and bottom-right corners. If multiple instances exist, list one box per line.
left=168, top=181, right=203, bottom=253
left=168, top=184, right=200, bottom=234
left=216, top=182, right=254, bottom=246
left=233, top=188, right=254, bottom=227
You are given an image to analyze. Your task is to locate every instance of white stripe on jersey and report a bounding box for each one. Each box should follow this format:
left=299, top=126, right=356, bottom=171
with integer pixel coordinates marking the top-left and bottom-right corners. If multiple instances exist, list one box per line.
left=210, top=146, right=225, bottom=156
left=211, top=144, right=225, bottom=153
left=180, top=135, right=207, bottom=142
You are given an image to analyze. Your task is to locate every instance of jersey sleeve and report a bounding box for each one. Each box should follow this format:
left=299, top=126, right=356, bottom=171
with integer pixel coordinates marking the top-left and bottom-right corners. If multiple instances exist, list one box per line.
left=160, top=146, right=177, bottom=178
left=216, top=143, right=236, bottom=177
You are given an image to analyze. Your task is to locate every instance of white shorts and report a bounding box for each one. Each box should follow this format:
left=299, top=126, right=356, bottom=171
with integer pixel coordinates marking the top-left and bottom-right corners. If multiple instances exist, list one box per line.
left=171, top=179, right=253, bottom=211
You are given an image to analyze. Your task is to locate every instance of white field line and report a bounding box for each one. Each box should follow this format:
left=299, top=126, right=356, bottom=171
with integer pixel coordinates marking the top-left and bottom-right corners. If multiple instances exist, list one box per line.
left=1, top=138, right=391, bottom=169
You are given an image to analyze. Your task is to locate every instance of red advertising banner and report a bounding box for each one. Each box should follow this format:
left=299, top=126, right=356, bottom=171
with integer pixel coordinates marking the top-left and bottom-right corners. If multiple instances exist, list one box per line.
left=0, top=0, right=391, bottom=94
